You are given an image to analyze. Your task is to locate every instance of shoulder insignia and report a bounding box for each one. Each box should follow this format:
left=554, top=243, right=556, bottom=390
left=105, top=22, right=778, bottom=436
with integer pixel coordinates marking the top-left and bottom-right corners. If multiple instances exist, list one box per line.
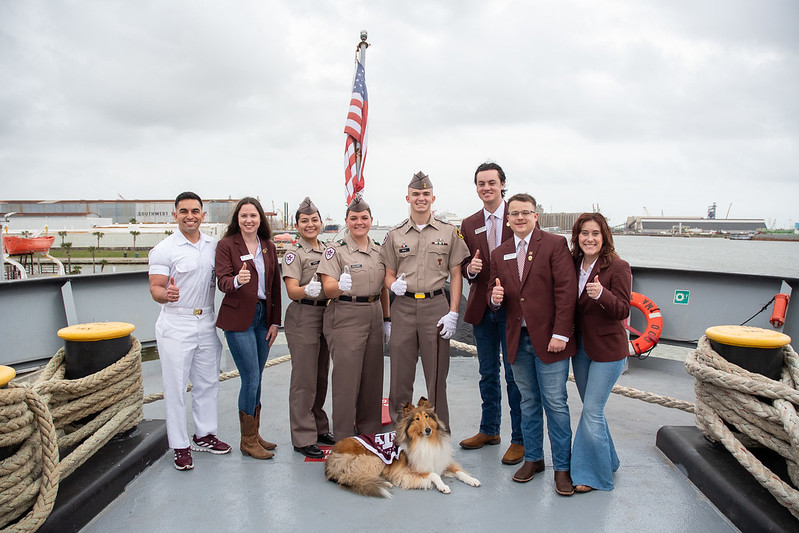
left=337, top=239, right=346, bottom=245
left=284, top=252, right=296, bottom=265
left=456, top=228, right=464, bottom=239
left=325, top=247, right=336, bottom=260
left=382, top=233, right=389, bottom=245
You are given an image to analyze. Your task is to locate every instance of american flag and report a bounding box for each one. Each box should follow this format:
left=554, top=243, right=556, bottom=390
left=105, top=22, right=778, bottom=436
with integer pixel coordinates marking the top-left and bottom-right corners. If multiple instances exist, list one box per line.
left=344, top=60, right=368, bottom=204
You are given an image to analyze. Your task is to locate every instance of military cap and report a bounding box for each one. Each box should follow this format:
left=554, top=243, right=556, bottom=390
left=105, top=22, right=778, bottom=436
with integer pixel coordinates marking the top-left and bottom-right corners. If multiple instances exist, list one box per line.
left=346, top=195, right=371, bottom=213
left=296, top=197, right=319, bottom=216
left=408, top=171, right=433, bottom=189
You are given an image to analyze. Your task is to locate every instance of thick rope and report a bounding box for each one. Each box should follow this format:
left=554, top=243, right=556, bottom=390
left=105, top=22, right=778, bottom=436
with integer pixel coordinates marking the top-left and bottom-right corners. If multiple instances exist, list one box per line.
left=685, top=336, right=799, bottom=519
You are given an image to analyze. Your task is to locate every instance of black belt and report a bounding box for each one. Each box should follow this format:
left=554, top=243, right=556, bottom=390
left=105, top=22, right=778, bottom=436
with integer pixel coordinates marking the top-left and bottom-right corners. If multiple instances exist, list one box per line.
left=338, top=294, right=381, bottom=303
left=298, top=298, right=330, bottom=307
left=404, top=289, right=444, bottom=299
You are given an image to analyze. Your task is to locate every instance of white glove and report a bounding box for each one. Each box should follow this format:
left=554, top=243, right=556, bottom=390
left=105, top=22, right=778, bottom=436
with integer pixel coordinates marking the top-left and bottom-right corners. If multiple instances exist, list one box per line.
left=338, top=265, right=352, bottom=292
left=437, top=311, right=459, bottom=339
left=383, top=321, right=391, bottom=342
left=390, top=272, right=407, bottom=296
left=304, top=274, right=322, bottom=298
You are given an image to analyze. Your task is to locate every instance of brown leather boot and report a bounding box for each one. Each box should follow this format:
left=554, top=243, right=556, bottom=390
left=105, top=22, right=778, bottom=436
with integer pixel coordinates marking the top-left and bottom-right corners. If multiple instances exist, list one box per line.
left=239, top=411, right=274, bottom=459
left=254, top=404, right=277, bottom=450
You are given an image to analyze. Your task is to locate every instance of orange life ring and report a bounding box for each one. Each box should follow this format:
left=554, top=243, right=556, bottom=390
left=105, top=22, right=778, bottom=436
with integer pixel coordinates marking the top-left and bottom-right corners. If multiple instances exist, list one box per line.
left=628, top=292, right=663, bottom=355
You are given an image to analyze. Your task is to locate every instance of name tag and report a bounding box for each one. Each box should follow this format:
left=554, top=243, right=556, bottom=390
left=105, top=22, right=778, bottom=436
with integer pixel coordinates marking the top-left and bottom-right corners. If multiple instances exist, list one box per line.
left=503, top=253, right=517, bottom=260
left=240, top=254, right=254, bottom=261
left=474, top=226, right=487, bottom=235
left=350, top=264, right=363, bottom=269
left=310, top=260, right=320, bottom=266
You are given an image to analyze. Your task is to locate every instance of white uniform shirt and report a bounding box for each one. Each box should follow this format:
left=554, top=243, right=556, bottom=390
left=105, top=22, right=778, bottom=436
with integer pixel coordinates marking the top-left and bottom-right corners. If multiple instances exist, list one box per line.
left=148, top=231, right=217, bottom=310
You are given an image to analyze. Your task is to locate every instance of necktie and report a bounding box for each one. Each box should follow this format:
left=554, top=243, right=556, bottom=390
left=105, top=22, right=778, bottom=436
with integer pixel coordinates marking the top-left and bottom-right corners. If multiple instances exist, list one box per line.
left=517, top=239, right=526, bottom=281
left=488, top=215, right=498, bottom=257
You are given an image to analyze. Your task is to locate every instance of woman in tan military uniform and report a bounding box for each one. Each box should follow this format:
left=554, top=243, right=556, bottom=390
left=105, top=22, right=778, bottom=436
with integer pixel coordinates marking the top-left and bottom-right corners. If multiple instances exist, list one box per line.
left=282, top=197, right=334, bottom=459
left=316, top=197, right=390, bottom=442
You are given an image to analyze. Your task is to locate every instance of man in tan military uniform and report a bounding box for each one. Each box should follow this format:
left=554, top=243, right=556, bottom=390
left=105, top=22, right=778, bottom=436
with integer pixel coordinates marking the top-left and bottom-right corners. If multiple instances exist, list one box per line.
left=317, top=197, right=390, bottom=442
left=381, top=172, right=470, bottom=428
left=282, top=197, right=333, bottom=459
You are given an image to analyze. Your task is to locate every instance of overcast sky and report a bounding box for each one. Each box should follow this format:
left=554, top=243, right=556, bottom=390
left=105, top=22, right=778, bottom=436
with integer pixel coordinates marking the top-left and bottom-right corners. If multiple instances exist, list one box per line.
left=1, top=0, right=797, bottom=229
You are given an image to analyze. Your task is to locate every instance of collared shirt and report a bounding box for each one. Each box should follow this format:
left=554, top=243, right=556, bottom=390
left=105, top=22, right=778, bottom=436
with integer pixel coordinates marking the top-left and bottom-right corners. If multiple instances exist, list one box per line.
left=578, top=258, right=602, bottom=300
left=316, top=231, right=385, bottom=297
left=483, top=202, right=505, bottom=252
left=380, top=216, right=469, bottom=293
left=282, top=237, right=327, bottom=300
left=148, top=231, right=217, bottom=309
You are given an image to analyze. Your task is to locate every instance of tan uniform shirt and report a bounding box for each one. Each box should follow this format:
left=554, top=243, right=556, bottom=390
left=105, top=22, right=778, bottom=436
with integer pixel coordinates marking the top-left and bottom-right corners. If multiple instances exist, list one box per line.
left=282, top=237, right=328, bottom=300
left=380, top=216, right=470, bottom=292
left=317, top=232, right=385, bottom=298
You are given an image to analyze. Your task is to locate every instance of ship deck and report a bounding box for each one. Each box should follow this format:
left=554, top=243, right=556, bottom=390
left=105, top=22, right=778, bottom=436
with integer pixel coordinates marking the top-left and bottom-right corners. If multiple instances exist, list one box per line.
left=80, top=338, right=737, bottom=532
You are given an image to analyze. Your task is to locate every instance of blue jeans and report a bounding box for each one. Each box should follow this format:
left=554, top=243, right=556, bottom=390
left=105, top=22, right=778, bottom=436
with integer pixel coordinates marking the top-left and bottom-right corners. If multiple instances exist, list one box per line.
left=510, top=330, right=572, bottom=470
left=570, top=339, right=625, bottom=490
left=224, top=301, right=271, bottom=416
left=473, top=306, right=522, bottom=444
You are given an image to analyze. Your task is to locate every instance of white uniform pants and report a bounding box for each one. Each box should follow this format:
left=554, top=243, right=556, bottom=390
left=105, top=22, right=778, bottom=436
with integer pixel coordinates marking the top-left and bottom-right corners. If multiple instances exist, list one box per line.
left=155, top=310, right=222, bottom=449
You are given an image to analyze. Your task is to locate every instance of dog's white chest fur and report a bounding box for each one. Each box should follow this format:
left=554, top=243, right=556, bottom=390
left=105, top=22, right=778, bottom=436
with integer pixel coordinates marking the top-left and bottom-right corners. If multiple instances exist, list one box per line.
left=405, top=436, right=453, bottom=474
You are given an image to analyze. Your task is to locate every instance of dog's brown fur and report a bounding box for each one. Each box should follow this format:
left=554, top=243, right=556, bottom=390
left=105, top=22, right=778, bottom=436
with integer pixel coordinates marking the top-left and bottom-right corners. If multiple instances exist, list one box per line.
left=325, top=397, right=481, bottom=497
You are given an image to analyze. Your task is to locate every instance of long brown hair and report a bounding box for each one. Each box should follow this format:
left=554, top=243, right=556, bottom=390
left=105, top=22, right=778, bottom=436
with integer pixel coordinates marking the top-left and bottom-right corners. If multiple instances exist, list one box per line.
left=570, top=212, right=616, bottom=269
left=223, top=197, right=272, bottom=241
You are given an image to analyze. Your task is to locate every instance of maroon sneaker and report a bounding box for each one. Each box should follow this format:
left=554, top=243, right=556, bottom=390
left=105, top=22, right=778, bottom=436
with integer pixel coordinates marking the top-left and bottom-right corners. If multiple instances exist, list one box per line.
left=191, top=434, right=232, bottom=455
left=174, top=447, right=194, bottom=470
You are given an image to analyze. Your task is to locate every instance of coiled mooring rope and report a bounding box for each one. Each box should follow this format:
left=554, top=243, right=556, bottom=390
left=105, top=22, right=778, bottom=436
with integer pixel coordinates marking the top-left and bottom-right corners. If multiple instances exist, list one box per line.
left=686, top=336, right=799, bottom=519
left=0, top=338, right=143, bottom=532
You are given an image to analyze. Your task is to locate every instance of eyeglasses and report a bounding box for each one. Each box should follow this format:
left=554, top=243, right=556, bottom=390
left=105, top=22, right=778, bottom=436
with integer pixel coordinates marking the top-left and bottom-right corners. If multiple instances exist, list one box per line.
left=508, top=210, right=536, bottom=217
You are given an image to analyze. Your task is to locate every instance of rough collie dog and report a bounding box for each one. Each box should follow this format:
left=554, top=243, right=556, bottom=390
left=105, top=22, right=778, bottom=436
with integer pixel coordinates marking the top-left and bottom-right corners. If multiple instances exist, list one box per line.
left=325, top=397, right=480, bottom=497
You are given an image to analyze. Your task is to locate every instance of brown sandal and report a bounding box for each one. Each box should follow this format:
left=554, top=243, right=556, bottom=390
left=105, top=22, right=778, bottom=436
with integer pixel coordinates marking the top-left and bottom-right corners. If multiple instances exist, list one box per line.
left=575, top=485, right=594, bottom=493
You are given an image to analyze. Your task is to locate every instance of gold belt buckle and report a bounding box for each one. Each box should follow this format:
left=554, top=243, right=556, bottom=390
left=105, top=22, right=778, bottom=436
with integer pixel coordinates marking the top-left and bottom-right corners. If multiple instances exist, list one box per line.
left=414, top=292, right=425, bottom=299
left=193, top=309, right=203, bottom=315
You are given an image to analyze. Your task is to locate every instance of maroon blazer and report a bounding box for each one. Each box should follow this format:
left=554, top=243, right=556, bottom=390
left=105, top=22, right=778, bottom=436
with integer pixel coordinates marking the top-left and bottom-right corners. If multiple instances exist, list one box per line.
left=575, top=255, right=631, bottom=362
left=489, top=228, right=577, bottom=364
left=215, top=234, right=282, bottom=332
left=460, top=203, right=514, bottom=325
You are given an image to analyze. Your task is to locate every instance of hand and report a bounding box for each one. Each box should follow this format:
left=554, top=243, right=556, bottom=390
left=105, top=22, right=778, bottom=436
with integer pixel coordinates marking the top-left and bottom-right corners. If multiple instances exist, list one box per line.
left=166, top=277, right=180, bottom=302
left=437, top=311, right=459, bottom=339
left=304, top=274, right=322, bottom=298
left=266, top=325, right=279, bottom=347
left=390, top=272, right=407, bottom=296
left=467, top=249, right=482, bottom=275
left=237, top=262, right=251, bottom=285
left=338, top=265, right=352, bottom=292
left=491, top=278, right=504, bottom=306
left=548, top=338, right=567, bottom=353
left=383, top=321, right=391, bottom=342
left=586, top=275, right=603, bottom=299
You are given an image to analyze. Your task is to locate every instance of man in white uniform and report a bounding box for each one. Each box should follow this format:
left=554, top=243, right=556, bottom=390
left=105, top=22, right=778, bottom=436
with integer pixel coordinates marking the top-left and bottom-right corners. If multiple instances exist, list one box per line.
left=149, top=191, right=231, bottom=470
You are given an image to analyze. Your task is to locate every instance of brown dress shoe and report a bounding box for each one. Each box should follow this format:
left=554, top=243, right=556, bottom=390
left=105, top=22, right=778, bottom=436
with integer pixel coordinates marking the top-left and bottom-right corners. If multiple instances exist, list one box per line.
left=554, top=470, right=575, bottom=496
left=512, top=460, right=545, bottom=483
left=501, top=443, right=525, bottom=465
left=459, top=432, right=501, bottom=450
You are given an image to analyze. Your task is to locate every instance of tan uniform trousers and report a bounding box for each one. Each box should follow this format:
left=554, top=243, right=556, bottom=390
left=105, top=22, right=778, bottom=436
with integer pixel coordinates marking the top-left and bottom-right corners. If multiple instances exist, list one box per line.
left=324, top=299, right=384, bottom=442
left=285, top=301, right=330, bottom=447
left=388, top=293, right=451, bottom=428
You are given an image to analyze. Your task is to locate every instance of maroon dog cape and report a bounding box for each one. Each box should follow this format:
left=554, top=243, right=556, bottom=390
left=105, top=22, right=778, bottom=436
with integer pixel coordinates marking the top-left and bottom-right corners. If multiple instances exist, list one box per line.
left=353, top=431, right=401, bottom=464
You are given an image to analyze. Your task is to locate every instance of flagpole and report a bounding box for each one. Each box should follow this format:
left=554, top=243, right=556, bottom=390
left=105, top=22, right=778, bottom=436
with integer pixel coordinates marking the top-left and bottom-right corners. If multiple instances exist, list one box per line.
left=354, top=31, right=369, bottom=198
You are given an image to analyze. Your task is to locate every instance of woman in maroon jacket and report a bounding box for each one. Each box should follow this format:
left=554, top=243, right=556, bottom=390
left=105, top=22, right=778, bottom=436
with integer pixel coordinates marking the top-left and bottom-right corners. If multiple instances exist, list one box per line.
left=569, top=212, right=631, bottom=492
left=216, top=197, right=281, bottom=460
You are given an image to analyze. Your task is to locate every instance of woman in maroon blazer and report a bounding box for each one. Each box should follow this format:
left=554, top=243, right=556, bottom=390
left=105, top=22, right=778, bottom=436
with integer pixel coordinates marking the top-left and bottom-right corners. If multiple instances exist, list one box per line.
left=569, top=212, right=631, bottom=493
left=216, top=197, right=281, bottom=460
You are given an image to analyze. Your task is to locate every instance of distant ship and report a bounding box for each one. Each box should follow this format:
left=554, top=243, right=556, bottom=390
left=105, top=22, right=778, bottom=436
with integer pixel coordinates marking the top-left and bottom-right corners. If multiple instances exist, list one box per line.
left=323, top=217, right=340, bottom=233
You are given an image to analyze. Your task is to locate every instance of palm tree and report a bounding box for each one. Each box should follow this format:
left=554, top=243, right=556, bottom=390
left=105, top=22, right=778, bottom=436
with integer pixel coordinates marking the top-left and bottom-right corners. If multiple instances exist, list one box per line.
left=130, top=230, right=141, bottom=249
left=88, top=246, right=97, bottom=273
left=92, top=231, right=104, bottom=249
left=100, top=259, right=109, bottom=273
left=57, top=230, right=68, bottom=246
left=165, top=230, right=173, bottom=236
left=62, top=242, right=73, bottom=273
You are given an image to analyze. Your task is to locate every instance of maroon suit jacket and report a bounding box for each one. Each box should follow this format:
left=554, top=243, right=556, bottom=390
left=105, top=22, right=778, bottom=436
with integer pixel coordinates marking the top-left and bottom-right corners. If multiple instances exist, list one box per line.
left=489, top=228, right=577, bottom=364
left=215, top=234, right=282, bottom=332
left=575, top=255, right=631, bottom=362
left=460, top=203, right=514, bottom=325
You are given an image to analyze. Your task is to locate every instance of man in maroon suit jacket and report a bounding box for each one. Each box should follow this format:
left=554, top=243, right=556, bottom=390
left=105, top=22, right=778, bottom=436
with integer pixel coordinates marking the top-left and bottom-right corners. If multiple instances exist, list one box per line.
left=490, top=193, right=578, bottom=496
left=458, top=162, right=523, bottom=466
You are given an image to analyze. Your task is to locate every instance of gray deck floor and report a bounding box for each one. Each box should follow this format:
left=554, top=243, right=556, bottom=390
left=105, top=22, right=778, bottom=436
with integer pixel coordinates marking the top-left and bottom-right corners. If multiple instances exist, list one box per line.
left=83, top=336, right=737, bottom=532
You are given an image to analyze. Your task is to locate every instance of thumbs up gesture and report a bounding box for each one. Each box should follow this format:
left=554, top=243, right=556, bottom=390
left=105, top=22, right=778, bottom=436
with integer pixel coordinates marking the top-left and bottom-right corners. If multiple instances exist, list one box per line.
left=305, top=273, right=322, bottom=298
left=390, top=272, right=408, bottom=296
left=467, top=249, right=483, bottom=275
left=237, top=262, right=251, bottom=285
left=338, top=265, right=352, bottom=292
left=166, top=276, right=180, bottom=302
left=491, top=278, right=504, bottom=306
left=586, top=274, right=603, bottom=300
